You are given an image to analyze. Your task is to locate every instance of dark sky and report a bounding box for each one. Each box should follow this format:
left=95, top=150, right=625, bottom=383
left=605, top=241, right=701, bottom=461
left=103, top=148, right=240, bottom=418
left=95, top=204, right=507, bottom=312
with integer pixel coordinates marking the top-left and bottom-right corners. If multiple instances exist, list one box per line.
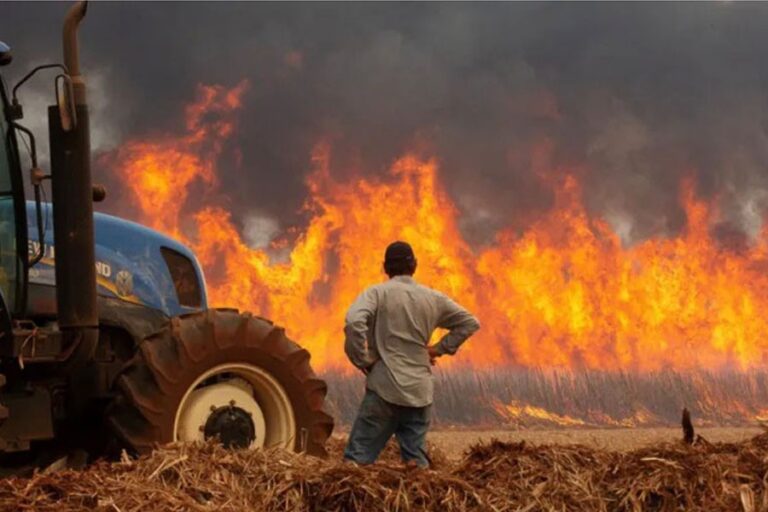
left=4, top=2, right=768, bottom=247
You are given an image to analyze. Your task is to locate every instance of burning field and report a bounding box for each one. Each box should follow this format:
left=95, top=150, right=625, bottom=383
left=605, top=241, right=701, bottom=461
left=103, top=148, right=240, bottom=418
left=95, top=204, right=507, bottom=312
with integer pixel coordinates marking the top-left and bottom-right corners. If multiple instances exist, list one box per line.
left=3, top=431, right=768, bottom=511
left=107, top=81, right=768, bottom=374
left=97, top=81, right=768, bottom=427
left=6, top=3, right=768, bottom=510
left=327, top=369, right=768, bottom=428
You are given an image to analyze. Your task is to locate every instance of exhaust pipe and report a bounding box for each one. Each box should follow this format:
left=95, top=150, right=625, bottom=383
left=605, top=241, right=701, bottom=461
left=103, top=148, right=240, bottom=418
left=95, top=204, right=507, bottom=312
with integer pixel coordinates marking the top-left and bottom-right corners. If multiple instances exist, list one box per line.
left=49, top=0, right=98, bottom=364
left=62, top=1, right=87, bottom=106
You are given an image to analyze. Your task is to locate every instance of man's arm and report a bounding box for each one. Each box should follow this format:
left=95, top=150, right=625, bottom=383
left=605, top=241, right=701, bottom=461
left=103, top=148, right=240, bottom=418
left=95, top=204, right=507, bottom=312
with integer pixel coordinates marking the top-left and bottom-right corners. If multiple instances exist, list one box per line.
left=431, top=293, right=480, bottom=357
left=344, top=287, right=379, bottom=371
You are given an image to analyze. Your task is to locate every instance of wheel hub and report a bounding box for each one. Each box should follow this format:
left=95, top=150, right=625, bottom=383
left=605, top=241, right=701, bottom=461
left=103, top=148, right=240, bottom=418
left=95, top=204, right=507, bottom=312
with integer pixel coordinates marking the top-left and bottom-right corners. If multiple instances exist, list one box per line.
left=174, top=366, right=296, bottom=450
left=203, top=403, right=256, bottom=449
left=175, top=378, right=266, bottom=448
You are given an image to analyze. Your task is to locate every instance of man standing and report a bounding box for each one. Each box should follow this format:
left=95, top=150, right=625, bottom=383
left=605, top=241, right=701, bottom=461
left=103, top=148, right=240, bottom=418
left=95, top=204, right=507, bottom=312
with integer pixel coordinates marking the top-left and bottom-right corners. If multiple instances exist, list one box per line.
left=343, top=241, right=480, bottom=468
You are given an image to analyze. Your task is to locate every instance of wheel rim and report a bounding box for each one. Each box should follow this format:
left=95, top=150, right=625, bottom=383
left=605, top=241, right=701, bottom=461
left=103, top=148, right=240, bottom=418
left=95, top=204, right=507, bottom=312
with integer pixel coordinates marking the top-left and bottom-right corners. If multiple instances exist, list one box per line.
left=173, top=363, right=296, bottom=450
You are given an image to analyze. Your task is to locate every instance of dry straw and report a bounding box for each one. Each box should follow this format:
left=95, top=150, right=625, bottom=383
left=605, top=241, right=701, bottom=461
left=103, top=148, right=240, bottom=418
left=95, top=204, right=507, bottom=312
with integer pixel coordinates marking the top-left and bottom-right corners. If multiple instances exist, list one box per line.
left=1, top=432, right=767, bottom=511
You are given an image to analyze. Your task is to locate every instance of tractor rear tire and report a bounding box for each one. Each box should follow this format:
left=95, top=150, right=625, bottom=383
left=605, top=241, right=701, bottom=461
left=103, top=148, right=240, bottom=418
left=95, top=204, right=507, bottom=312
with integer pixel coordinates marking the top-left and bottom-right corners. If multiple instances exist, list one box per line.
left=108, top=310, right=333, bottom=456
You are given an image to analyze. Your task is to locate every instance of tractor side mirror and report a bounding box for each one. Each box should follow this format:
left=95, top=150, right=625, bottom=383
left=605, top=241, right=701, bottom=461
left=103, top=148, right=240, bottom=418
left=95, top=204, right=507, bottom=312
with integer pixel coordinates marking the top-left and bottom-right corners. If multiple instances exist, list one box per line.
left=0, top=42, right=11, bottom=67
left=55, top=74, right=77, bottom=132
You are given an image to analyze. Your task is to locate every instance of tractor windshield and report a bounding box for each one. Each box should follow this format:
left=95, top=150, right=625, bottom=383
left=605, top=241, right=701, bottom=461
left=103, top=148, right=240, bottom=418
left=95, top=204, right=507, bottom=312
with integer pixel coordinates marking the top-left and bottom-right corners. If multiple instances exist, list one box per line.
left=0, top=106, right=20, bottom=312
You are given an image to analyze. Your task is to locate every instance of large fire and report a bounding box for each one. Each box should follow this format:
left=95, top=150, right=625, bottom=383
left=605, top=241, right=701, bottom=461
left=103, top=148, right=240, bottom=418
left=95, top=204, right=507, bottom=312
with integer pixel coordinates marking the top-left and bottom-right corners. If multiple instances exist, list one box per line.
left=105, top=82, right=768, bottom=373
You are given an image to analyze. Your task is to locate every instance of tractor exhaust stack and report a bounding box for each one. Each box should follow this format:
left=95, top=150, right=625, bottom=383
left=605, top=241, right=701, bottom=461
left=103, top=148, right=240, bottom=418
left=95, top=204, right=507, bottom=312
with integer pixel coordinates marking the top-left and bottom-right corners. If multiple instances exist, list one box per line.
left=63, top=1, right=87, bottom=105
left=49, top=0, right=98, bottom=363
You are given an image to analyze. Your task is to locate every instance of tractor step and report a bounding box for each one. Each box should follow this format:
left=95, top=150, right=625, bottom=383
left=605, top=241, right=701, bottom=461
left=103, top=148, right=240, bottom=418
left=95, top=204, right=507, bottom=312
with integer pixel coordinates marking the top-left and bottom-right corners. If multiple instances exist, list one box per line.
left=0, top=386, right=54, bottom=451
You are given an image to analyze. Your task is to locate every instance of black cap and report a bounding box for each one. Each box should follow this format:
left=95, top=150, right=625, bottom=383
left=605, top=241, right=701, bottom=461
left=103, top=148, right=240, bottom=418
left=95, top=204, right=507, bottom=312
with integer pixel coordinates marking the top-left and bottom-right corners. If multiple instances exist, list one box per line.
left=384, top=241, right=415, bottom=262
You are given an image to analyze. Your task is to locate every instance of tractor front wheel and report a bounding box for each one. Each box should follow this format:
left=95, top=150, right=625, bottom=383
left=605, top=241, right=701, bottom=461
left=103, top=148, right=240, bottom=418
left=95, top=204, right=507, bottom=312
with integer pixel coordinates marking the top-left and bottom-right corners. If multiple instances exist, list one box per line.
left=108, top=310, right=333, bottom=456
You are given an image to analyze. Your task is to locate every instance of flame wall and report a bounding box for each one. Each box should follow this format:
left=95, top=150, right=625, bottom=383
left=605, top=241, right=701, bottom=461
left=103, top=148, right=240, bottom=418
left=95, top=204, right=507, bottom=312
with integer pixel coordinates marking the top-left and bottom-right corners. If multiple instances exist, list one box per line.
left=102, top=82, right=768, bottom=372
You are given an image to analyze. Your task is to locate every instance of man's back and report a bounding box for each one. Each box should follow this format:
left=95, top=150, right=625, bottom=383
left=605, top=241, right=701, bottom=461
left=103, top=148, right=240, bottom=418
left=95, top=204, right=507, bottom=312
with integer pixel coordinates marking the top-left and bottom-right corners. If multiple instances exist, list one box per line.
left=345, top=275, right=480, bottom=407
left=342, top=240, right=479, bottom=468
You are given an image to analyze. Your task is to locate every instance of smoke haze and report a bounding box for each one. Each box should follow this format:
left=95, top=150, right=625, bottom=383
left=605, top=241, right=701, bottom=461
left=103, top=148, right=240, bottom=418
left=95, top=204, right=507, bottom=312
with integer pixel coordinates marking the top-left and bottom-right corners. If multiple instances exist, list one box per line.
left=4, top=2, right=768, bottom=246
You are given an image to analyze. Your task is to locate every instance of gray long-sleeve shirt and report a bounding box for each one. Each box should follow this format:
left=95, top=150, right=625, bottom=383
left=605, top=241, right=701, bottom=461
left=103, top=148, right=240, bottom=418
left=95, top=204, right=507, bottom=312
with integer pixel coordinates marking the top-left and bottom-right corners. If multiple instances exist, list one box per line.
left=344, top=275, right=480, bottom=407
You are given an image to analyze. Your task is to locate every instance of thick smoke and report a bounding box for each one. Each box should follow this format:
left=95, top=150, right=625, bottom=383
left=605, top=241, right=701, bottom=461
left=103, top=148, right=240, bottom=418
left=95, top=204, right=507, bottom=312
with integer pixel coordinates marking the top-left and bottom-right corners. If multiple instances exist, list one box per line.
left=4, top=2, right=768, bottom=246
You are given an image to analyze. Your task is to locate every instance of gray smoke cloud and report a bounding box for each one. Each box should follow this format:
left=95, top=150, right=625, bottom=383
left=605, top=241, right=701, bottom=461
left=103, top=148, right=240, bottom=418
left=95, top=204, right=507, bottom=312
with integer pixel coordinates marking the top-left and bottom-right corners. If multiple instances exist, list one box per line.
left=4, top=2, right=768, bottom=247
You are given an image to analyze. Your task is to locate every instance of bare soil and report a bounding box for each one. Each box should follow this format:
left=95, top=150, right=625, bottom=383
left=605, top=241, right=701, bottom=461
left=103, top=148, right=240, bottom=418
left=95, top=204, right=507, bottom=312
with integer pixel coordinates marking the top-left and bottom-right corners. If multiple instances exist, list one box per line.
left=419, top=427, right=763, bottom=459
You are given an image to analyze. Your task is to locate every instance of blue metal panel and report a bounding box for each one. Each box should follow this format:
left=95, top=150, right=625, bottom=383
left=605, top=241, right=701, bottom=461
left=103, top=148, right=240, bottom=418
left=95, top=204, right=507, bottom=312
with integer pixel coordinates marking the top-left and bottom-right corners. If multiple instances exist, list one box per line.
left=25, top=202, right=208, bottom=317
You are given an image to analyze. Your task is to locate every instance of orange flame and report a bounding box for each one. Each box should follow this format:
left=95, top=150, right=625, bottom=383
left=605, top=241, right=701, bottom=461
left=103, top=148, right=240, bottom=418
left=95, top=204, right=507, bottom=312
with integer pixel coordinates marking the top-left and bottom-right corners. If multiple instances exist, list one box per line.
left=492, top=398, right=587, bottom=427
left=105, top=82, right=768, bottom=372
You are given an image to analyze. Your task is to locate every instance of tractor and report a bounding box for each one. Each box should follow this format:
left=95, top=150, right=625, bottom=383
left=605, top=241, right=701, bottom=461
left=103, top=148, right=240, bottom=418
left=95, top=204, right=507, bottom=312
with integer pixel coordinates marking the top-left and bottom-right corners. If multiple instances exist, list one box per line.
left=0, top=2, right=333, bottom=467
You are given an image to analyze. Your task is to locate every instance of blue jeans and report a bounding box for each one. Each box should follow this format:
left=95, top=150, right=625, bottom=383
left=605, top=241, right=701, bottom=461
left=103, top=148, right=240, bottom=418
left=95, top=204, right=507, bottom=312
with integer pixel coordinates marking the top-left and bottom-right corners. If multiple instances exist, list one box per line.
left=344, top=389, right=432, bottom=467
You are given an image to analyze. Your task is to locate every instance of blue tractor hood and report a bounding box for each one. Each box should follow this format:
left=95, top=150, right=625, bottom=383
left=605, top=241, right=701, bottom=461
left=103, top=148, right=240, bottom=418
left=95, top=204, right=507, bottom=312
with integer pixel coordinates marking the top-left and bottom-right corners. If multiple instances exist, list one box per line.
left=26, top=202, right=208, bottom=317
